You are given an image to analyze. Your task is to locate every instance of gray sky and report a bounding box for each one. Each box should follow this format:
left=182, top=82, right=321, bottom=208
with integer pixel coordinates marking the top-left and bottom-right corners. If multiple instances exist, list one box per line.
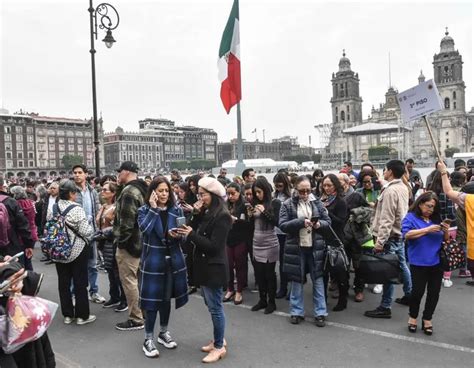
left=1, top=0, right=473, bottom=148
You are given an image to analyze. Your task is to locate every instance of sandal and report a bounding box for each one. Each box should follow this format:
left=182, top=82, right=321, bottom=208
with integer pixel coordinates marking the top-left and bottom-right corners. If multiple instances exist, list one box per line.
left=422, top=320, right=433, bottom=336
left=234, top=292, right=243, bottom=305
left=408, top=317, right=417, bottom=333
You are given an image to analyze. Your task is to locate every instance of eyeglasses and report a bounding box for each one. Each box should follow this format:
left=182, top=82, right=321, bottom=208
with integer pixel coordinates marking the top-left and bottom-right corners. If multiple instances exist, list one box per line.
left=297, top=189, right=311, bottom=195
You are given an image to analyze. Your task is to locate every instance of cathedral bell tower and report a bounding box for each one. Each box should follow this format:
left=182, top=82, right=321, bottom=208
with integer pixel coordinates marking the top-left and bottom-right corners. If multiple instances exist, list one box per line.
left=433, top=28, right=465, bottom=112
left=327, top=50, right=363, bottom=161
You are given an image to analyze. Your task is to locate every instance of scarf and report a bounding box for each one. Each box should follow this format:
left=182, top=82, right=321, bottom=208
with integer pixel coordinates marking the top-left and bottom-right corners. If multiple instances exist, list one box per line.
left=320, top=194, right=336, bottom=208
left=297, top=199, right=312, bottom=247
left=466, top=194, right=474, bottom=261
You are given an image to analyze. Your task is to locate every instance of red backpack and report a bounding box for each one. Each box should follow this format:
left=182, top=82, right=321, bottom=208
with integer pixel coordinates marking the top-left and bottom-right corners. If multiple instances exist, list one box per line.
left=0, top=194, right=12, bottom=248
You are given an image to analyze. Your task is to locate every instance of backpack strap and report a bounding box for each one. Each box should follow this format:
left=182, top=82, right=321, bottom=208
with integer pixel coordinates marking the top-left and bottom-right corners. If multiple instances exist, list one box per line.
left=0, top=194, right=8, bottom=203
left=58, top=203, right=89, bottom=244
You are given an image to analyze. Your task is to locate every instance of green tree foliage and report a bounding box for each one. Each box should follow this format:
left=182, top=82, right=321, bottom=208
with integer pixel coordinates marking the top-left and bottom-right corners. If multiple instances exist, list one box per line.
left=62, top=155, right=84, bottom=170
left=444, top=147, right=460, bottom=158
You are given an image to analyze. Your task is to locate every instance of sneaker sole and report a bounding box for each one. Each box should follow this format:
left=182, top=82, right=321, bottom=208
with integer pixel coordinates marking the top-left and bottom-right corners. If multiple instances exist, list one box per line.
left=114, top=307, right=129, bottom=312
left=364, top=314, right=392, bottom=319
left=157, top=337, right=177, bottom=349
left=142, top=346, right=159, bottom=358
left=64, top=319, right=74, bottom=325
left=115, top=324, right=144, bottom=331
left=76, top=317, right=97, bottom=325
left=103, top=302, right=121, bottom=308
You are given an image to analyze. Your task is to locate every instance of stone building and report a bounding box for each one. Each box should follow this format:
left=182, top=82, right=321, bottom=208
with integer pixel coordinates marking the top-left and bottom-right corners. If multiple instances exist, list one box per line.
left=0, top=111, right=99, bottom=178
left=324, top=29, right=473, bottom=166
left=104, top=118, right=218, bottom=172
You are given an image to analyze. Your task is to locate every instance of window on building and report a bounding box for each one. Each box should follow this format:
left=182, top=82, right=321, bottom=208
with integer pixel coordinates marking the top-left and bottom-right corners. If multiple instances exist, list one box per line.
left=28, top=152, right=34, bottom=159
left=444, top=98, right=450, bottom=109
left=453, top=102, right=457, bottom=109
left=6, top=152, right=11, bottom=159
left=29, top=161, right=34, bottom=167
left=341, top=111, right=345, bottom=122
left=16, top=126, right=23, bottom=133
left=18, top=161, right=23, bottom=168
left=26, top=127, right=33, bottom=134
left=27, top=143, right=34, bottom=151
left=453, top=91, right=456, bottom=100
left=16, top=134, right=23, bottom=142
left=5, top=143, right=12, bottom=151
left=4, top=126, right=11, bottom=134
left=17, top=143, right=23, bottom=150
left=68, top=145, right=74, bottom=151
left=59, top=145, right=65, bottom=151
left=49, top=144, right=55, bottom=151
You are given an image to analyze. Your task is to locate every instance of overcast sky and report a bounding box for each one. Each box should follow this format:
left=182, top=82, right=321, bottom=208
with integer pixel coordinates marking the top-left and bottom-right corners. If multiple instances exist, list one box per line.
left=1, top=0, right=473, bottom=148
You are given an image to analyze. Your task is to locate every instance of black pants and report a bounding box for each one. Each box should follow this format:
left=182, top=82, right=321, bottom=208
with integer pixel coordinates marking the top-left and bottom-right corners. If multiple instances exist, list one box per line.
left=106, top=264, right=127, bottom=304
left=55, top=247, right=90, bottom=319
left=254, top=261, right=277, bottom=303
left=409, top=264, right=443, bottom=320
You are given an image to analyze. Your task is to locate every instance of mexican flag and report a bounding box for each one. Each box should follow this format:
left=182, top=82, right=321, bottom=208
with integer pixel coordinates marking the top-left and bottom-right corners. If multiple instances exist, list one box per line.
left=218, top=0, right=241, bottom=114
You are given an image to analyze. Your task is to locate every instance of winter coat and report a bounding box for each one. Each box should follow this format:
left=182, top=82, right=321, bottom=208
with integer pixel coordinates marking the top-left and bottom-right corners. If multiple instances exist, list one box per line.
left=74, top=183, right=100, bottom=232
left=55, top=200, right=94, bottom=263
left=279, top=194, right=331, bottom=283
left=188, top=208, right=232, bottom=288
left=96, top=204, right=115, bottom=269
left=0, top=191, right=34, bottom=258
left=16, top=198, right=38, bottom=243
left=138, top=204, right=188, bottom=311
left=344, top=206, right=374, bottom=265
left=113, top=179, right=148, bottom=257
left=226, top=198, right=251, bottom=247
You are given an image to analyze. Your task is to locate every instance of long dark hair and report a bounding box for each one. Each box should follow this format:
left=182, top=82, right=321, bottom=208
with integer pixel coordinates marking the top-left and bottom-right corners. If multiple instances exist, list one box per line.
left=199, top=187, right=229, bottom=219
left=226, top=182, right=244, bottom=215
left=321, top=173, right=344, bottom=197
left=427, top=170, right=444, bottom=195
left=273, top=172, right=291, bottom=199
left=409, top=191, right=441, bottom=224
left=252, top=177, right=273, bottom=207
left=145, top=176, right=175, bottom=208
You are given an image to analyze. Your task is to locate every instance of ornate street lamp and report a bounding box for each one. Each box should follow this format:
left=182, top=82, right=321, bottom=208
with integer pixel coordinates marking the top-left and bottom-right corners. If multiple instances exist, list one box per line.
left=88, top=1, right=120, bottom=177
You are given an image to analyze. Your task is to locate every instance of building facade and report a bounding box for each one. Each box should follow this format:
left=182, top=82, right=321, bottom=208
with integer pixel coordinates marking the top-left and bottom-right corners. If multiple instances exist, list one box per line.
left=217, top=136, right=314, bottom=165
left=324, top=30, right=473, bottom=166
left=103, top=118, right=218, bottom=172
left=0, top=111, right=100, bottom=177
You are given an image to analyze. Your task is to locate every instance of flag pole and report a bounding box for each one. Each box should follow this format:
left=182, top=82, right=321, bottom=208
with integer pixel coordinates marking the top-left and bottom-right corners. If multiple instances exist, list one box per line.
left=422, top=115, right=442, bottom=161
left=235, top=102, right=245, bottom=175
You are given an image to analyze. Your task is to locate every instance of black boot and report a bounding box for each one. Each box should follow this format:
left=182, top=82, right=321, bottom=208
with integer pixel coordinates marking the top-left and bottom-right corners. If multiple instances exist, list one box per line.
left=251, top=290, right=267, bottom=312
left=333, top=283, right=348, bottom=312
left=265, top=274, right=277, bottom=314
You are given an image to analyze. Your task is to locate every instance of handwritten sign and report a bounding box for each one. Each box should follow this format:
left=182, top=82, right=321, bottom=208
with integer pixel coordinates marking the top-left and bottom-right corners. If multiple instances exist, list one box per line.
left=397, top=79, right=443, bottom=122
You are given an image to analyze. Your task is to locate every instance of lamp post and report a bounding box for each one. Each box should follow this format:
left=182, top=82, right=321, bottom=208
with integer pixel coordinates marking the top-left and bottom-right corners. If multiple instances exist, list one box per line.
left=88, top=1, right=120, bottom=177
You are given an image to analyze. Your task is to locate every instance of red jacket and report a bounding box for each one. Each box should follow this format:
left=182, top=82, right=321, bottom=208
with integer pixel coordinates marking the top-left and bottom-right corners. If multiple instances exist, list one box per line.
left=17, top=199, right=39, bottom=242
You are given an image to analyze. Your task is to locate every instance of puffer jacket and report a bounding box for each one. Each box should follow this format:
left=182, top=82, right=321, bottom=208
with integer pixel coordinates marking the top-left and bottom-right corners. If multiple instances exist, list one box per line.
left=344, top=206, right=374, bottom=265
left=113, top=179, right=148, bottom=257
left=279, top=193, right=331, bottom=283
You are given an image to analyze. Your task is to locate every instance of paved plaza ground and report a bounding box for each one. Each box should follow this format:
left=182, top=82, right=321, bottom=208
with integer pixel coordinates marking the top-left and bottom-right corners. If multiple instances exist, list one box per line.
left=33, top=250, right=474, bottom=368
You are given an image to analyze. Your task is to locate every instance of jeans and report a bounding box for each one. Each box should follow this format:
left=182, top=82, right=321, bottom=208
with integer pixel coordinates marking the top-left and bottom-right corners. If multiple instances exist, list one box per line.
left=289, top=247, right=327, bottom=317
left=88, top=241, right=99, bottom=295
left=381, top=238, right=412, bottom=309
left=201, top=286, right=225, bottom=349
left=144, top=304, right=171, bottom=336
left=409, top=264, right=443, bottom=320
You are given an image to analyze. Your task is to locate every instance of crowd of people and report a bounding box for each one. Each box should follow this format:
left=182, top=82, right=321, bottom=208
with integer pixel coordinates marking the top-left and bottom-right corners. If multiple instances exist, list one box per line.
left=0, top=157, right=473, bottom=366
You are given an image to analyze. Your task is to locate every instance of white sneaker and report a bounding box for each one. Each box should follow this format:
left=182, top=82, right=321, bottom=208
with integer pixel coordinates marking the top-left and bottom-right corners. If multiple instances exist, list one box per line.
left=442, top=278, right=453, bottom=288
left=89, top=292, right=106, bottom=304
left=143, top=338, right=160, bottom=358
left=76, top=315, right=97, bottom=325
left=157, top=331, right=178, bottom=349
left=64, top=317, right=74, bottom=324
left=372, top=284, right=383, bottom=294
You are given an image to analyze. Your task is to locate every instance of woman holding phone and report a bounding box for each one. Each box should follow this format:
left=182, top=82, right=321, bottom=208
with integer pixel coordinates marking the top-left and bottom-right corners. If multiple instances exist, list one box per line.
left=402, top=191, right=448, bottom=335
left=176, top=177, right=232, bottom=363
left=137, top=177, right=188, bottom=358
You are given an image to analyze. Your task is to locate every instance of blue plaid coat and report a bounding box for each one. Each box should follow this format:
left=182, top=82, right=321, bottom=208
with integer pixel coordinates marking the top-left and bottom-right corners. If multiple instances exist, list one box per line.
left=138, top=204, right=188, bottom=311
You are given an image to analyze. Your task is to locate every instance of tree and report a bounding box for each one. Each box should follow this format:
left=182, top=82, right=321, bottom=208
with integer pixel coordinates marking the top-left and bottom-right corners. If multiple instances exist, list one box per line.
left=170, top=161, right=188, bottom=170
left=311, top=153, right=322, bottom=163
left=189, top=160, right=215, bottom=170
left=368, top=146, right=397, bottom=161
left=445, top=147, right=460, bottom=158
left=62, top=155, right=84, bottom=171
